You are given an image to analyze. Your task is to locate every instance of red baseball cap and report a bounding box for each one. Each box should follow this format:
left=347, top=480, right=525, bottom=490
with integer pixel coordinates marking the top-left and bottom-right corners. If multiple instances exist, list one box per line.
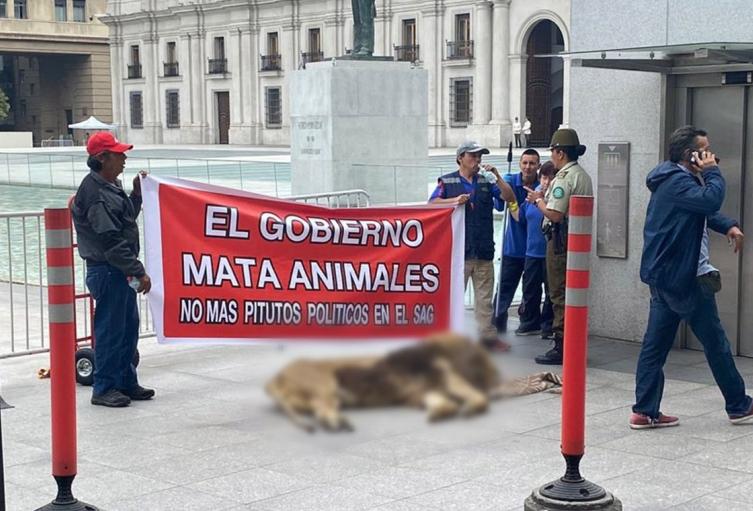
left=86, top=132, right=133, bottom=156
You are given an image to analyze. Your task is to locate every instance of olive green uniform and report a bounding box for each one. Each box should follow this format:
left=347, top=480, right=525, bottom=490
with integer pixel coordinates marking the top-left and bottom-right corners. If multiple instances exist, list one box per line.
left=543, top=161, right=593, bottom=340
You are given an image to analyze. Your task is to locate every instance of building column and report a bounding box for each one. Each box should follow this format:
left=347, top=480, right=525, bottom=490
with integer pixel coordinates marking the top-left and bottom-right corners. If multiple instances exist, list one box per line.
left=562, top=56, right=570, bottom=127
left=142, top=34, right=162, bottom=143
left=473, top=1, right=492, bottom=126
left=421, top=9, right=439, bottom=147
left=243, top=28, right=258, bottom=133
left=229, top=28, right=243, bottom=125
left=324, top=16, right=339, bottom=58
left=490, top=0, right=511, bottom=144
left=189, top=31, right=207, bottom=142
left=509, top=54, right=526, bottom=125
left=110, top=33, right=124, bottom=133
left=282, top=23, right=296, bottom=71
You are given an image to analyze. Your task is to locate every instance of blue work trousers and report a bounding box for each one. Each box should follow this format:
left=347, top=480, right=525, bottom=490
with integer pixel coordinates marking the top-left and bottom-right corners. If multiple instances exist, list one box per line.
left=86, top=264, right=140, bottom=396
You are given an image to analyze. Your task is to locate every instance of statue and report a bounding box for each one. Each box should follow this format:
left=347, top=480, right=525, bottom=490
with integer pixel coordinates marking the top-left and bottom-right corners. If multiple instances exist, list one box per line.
left=352, top=0, right=376, bottom=57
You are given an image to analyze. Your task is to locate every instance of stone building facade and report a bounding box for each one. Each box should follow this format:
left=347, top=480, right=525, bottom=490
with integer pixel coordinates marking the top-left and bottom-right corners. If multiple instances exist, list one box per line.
left=0, top=0, right=111, bottom=146
left=103, top=0, right=570, bottom=148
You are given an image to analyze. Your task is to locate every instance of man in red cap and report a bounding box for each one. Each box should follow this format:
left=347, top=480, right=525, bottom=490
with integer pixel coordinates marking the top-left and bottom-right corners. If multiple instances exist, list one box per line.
left=71, top=132, right=154, bottom=407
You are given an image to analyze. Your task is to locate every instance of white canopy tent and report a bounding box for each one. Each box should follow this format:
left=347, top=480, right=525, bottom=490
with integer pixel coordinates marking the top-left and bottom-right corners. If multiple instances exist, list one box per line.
left=67, top=116, right=114, bottom=130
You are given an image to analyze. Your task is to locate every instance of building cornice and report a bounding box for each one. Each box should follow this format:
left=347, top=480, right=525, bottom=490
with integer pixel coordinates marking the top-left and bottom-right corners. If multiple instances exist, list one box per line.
left=0, top=32, right=109, bottom=46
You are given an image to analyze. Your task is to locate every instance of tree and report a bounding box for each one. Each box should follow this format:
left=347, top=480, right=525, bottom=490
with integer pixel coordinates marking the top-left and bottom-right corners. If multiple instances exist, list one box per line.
left=0, top=88, right=9, bottom=121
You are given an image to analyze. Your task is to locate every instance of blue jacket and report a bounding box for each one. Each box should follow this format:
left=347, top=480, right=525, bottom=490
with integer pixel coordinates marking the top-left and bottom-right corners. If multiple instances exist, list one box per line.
left=640, top=161, right=737, bottom=294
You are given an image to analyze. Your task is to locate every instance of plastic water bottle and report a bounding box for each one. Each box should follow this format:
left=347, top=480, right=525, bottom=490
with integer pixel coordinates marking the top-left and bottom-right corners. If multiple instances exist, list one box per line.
left=127, top=277, right=141, bottom=292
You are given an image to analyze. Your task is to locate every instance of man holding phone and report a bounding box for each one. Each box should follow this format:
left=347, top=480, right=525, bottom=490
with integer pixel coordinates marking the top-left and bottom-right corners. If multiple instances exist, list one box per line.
left=631, top=125, right=752, bottom=429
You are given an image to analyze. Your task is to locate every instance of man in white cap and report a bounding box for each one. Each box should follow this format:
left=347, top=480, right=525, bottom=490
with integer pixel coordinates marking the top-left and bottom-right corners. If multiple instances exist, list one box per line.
left=430, top=141, right=515, bottom=351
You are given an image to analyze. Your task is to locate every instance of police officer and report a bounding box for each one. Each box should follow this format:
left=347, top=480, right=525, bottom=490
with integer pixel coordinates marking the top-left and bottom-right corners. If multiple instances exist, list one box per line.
left=430, top=141, right=515, bottom=351
left=525, top=129, right=593, bottom=365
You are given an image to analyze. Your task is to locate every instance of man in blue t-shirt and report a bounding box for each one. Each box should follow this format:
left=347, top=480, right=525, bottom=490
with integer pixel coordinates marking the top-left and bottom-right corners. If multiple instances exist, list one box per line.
left=493, top=148, right=540, bottom=334
left=517, top=161, right=555, bottom=338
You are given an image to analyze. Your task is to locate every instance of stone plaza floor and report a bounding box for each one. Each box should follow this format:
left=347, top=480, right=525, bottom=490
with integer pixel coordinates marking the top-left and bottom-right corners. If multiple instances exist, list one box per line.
left=2, top=320, right=753, bottom=510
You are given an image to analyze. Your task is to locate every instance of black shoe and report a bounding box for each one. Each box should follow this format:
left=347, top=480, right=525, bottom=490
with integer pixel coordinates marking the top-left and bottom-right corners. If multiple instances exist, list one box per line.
left=514, top=326, right=541, bottom=336
left=541, top=330, right=554, bottom=340
left=535, top=339, right=563, bottom=365
left=122, top=385, right=155, bottom=401
left=91, top=389, right=131, bottom=407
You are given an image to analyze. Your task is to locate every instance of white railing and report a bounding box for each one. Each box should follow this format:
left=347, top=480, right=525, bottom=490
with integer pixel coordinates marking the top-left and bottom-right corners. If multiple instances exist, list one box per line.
left=0, top=189, right=371, bottom=358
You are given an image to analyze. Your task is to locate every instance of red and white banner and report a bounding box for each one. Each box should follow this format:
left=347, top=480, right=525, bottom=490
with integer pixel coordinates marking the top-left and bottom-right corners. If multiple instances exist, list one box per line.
left=142, top=176, right=465, bottom=344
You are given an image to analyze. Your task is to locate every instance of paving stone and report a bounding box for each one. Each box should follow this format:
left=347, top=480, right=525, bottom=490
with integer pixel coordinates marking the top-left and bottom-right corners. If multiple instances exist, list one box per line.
left=670, top=495, right=753, bottom=510
left=598, top=428, right=722, bottom=460
left=265, top=451, right=389, bottom=483
left=679, top=435, right=753, bottom=473
left=187, top=467, right=312, bottom=504
left=104, top=485, right=239, bottom=511
left=472, top=458, right=568, bottom=505
left=3, top=439, right=50, bottom=466
left=663, top=411, right=753, bottom=442
left=400, top=480, right=522, bottom=511
left=122, top=444, right=263, bottom=485
left=344, top=434, right=452, bottom=466
left=3, top=481, right=51, bottom=511
left=368, top=499, right=441, bottom=510
left=338, top=465, right=468, bottom=499
left=243, top=483, right=393, bottom=510
left=71, top=467, right=173, bottom=507
left=711, top=475, right=753, bottom=501
left=599, top=459, right=751, bottom=510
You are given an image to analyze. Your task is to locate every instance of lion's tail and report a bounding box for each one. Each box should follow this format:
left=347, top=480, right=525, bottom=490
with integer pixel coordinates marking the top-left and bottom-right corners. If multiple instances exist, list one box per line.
left=488, top=372, right=563, bottom=400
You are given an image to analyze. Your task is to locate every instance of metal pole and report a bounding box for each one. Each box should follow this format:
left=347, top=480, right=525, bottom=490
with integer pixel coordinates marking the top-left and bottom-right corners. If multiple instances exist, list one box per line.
left=525, top=196, right=620, bottom=510
left=0, top=394, right=12, bottom=511
left=36, top=208, right=99, bottom=511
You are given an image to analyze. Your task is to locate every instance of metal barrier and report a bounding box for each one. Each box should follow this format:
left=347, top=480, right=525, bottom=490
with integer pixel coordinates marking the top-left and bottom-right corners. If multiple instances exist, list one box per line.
left=285, top=189, right=370, bottom=207
left=0, top=189, right=372, bottom=358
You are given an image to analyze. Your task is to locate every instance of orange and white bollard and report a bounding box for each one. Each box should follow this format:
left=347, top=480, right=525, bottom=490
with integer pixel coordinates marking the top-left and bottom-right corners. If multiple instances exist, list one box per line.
left=36, top=208, right=98, bottom=511
left=525, top=196, right=621, bottom=510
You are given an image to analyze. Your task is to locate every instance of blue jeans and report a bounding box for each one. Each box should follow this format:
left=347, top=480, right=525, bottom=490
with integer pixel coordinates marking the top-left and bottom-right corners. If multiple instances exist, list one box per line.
left=86, top=264, right=140, bottom=396
left=634, top=285, right=751, bottom=418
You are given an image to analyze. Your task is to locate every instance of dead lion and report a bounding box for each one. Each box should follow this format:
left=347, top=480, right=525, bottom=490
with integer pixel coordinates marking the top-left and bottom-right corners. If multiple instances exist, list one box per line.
left=265, top=332, right=562, bottom=432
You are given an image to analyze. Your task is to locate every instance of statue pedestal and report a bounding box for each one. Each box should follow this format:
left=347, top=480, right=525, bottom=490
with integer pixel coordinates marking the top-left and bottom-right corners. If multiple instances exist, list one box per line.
left=290, top=59, right=428, bottom=205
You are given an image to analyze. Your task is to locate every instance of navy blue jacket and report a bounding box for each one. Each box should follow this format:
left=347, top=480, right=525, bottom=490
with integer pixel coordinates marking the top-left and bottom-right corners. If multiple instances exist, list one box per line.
left=438, top=171, right=496, bottom=260
left=640, top=161, right=737, bottom=294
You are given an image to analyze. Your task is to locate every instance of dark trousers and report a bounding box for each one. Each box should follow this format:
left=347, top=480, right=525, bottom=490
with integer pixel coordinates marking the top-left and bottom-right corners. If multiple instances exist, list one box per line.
left=518, top=257, right=554, bottom=333
left=86, top=264, right=140, bottom=396
left=514, top=133, right=521, bottom=148
left=493, top=256, right=524, bottom=331
left=633, top=286, right=751, bottom=419
left=494, top=254, right=549, bottom=332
